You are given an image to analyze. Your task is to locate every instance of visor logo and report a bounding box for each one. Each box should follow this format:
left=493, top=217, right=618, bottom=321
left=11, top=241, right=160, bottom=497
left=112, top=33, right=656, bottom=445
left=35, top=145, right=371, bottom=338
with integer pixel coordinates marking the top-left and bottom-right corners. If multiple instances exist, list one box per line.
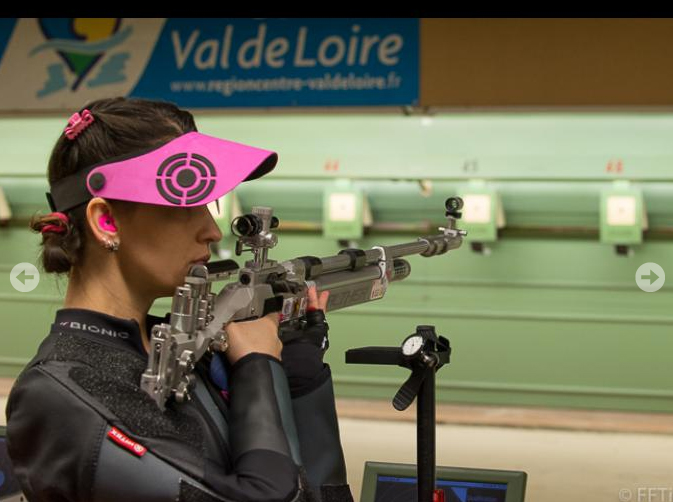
left=156, top=153, right=217, bottom=206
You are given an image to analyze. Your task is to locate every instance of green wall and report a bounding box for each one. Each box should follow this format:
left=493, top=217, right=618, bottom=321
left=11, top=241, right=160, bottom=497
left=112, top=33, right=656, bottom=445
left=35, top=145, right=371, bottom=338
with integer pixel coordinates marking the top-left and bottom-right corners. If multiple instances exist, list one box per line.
left=1, top=113, right=672, bottom=413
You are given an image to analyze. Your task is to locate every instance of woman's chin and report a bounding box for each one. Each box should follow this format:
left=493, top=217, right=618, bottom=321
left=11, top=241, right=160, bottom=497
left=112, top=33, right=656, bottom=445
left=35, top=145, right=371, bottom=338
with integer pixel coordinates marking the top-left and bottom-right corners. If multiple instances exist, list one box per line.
left=160, top=279, right=182, bottom=298
left=157, top=266, right=200, bottom=298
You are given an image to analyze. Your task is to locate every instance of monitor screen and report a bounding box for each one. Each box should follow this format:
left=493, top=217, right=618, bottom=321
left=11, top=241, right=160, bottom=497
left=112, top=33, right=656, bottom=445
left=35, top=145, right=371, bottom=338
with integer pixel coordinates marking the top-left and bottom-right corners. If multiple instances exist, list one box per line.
left=0, top=435, right=23, bottom=498
left=375, top=474, right=508, bottom=502
left=361, top=461, right=526, bottom=502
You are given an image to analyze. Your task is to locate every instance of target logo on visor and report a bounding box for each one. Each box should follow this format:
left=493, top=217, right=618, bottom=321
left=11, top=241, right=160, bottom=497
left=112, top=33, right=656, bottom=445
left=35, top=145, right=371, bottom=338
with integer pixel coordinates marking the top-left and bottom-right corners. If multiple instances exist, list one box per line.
left=156, top=153, right=217, bottom=206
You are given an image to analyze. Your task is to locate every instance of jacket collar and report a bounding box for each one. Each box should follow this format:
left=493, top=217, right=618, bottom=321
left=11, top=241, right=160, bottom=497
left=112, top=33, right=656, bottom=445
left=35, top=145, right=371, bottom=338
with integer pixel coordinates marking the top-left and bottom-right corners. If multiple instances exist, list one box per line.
left=51, top=308, right=170, bottom=356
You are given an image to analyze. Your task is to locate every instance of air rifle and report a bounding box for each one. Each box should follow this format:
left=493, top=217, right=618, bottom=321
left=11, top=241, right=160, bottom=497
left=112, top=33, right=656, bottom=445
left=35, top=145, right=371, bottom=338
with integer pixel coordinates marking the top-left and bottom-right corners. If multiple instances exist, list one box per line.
left=141, top=197, right=467, bottom=409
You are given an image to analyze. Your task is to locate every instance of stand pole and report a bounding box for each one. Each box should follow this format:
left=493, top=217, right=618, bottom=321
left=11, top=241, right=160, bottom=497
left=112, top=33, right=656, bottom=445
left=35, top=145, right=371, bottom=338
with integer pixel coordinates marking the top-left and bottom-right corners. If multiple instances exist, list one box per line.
left=344, top=325, right=451, bottom=502
left=417, top=368, right=436, bottom=502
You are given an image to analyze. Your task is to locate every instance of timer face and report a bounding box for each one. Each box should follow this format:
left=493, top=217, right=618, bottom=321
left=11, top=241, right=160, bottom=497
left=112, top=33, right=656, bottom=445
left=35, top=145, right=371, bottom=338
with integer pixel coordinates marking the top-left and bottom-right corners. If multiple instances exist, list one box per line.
left=402, top=335, right=424, bottom=356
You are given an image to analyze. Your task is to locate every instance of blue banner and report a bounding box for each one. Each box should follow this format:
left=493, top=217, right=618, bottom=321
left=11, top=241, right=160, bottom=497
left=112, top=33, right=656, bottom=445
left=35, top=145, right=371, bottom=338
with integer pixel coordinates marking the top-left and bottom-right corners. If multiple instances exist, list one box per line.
left=0, top=19, right=18, bottom=66
left=0, top=19, right=418, bottom=110
left=131, top=18, right=419, bottom=107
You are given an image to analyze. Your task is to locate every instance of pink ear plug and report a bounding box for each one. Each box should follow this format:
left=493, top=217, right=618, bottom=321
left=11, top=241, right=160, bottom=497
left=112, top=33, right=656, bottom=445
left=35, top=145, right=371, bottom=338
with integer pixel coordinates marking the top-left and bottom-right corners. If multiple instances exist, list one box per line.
left=99, top=215, right=117, bottom=232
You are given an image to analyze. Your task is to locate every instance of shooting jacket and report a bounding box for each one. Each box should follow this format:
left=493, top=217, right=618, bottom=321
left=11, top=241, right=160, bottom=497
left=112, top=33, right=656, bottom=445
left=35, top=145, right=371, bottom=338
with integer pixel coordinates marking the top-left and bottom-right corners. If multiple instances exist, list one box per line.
left=5, top=308, right=353, bottom=502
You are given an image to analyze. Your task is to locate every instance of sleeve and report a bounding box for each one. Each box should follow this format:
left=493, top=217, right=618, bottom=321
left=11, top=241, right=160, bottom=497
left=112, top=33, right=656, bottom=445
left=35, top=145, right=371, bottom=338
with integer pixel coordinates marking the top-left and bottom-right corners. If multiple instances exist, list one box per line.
left=6, top=365, right=104, bottom=502
left=280, top=312, right=354, bottom=502
left=290, top=366, right=354, bottom=502
left=5, top=358, right=314, bottom=502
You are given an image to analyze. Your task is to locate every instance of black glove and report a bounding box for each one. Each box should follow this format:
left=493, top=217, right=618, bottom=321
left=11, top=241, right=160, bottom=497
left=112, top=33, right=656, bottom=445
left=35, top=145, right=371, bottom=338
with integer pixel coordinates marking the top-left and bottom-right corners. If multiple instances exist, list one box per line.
left=280, top=309, right=330, bottom=398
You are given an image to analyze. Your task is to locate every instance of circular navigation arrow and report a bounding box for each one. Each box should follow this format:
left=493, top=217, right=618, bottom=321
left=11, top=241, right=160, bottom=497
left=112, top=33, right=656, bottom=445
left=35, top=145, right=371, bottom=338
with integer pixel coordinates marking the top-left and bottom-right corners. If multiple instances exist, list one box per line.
left=636, top=262, right=665, bottom=293
left=10, top=262, right=40, bottom=293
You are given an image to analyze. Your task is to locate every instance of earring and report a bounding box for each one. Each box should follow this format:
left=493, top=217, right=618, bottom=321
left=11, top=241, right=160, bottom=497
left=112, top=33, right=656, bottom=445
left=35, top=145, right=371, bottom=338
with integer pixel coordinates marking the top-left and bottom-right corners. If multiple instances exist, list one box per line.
left=104, top=239, right=119, bottom=252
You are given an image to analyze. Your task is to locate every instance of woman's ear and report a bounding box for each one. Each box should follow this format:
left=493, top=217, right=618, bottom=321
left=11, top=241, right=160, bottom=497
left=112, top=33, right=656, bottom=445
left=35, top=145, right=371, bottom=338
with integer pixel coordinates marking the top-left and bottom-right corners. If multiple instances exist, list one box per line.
left=86, top=197, right=119, bottom=244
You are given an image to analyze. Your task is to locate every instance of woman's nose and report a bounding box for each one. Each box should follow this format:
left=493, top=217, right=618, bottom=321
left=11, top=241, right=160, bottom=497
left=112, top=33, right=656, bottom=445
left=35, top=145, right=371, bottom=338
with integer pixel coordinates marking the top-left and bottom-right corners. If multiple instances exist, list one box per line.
left=200, top=206, right=224, bottom=244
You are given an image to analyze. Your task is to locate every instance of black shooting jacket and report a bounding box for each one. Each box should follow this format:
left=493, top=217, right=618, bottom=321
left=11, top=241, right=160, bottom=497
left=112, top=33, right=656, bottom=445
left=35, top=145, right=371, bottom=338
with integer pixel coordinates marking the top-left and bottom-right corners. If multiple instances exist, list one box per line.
left=5, top=308, right=353, bottom=502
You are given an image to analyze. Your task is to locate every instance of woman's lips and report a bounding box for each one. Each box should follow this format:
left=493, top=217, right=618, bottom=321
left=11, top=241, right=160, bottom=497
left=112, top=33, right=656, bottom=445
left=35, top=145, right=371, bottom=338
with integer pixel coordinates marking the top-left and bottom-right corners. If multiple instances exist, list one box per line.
left=191, top=255, right=211, bottom=265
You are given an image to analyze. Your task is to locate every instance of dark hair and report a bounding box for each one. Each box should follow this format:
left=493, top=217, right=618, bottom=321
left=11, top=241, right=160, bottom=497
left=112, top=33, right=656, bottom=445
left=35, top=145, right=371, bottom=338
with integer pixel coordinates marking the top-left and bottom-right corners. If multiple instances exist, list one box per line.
left=29, top=97, right=197, bottom=275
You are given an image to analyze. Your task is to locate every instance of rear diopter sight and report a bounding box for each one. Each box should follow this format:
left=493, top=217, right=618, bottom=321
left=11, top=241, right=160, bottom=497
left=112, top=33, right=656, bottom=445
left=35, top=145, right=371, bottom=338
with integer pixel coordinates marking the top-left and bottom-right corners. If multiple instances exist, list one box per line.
left=231, top=214, right=263, bottom=237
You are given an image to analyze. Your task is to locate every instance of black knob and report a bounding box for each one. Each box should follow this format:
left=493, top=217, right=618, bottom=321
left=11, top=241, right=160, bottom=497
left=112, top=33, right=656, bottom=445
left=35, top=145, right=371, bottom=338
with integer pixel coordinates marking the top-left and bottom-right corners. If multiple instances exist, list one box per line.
left=89, top=173, right=106, bottom=191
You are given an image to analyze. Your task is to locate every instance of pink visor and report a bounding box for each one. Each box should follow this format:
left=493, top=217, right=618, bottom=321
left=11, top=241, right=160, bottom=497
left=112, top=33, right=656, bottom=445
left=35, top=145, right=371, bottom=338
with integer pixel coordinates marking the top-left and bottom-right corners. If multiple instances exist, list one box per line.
left=47, top=132, right=277, bottom=213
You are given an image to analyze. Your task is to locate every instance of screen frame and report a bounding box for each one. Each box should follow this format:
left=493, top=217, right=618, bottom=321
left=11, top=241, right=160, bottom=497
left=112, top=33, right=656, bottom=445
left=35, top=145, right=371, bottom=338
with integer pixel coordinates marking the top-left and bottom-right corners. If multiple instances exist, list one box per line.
left=360, top=461, right=527, bottom=502
left=0, top=424, right=26, bottom=502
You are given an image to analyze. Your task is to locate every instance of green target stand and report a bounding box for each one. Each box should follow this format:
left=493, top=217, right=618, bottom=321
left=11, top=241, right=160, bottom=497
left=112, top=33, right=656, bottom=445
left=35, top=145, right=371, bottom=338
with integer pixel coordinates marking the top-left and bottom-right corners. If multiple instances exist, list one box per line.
left=599, top=180, right=648, bottom=256
left=0, top=185, right=11, bottom=224
left=322, top=180, right=372, bottom=242
left=458, top=180, right=505, bottom=255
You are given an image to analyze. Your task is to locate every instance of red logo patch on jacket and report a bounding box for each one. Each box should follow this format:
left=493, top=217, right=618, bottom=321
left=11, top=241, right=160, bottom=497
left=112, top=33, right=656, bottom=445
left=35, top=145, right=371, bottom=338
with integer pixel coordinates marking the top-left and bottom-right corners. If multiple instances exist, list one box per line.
left=107, top=427, right=147, bottom=457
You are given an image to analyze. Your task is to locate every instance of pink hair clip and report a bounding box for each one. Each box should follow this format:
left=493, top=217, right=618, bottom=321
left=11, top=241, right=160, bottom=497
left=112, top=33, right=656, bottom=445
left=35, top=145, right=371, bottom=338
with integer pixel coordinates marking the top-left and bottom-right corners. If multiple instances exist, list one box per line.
left=64, top=109, right=95, bottom=140
left=41, top=224, right=66, bottom=234
left=41, top=212, right=70, bottom=235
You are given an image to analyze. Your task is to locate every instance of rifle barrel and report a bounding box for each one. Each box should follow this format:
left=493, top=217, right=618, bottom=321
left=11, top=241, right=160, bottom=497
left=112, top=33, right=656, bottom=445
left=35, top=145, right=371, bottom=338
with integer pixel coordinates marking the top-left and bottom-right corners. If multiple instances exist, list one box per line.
left=315, top=233, right=461, bottom=275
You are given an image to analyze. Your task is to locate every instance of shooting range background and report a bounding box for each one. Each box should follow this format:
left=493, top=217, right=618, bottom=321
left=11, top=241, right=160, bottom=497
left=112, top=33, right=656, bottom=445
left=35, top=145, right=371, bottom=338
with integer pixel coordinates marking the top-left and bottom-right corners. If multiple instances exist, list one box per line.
left=1, top=18, right=673, bottom=417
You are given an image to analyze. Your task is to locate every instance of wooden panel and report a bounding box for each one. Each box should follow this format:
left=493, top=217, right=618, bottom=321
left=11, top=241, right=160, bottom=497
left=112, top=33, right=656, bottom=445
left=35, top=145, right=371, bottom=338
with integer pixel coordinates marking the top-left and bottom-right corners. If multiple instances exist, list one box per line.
left=335, top=398, right=673, bottom=435
left=421, top=19, right=673, bottom=107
